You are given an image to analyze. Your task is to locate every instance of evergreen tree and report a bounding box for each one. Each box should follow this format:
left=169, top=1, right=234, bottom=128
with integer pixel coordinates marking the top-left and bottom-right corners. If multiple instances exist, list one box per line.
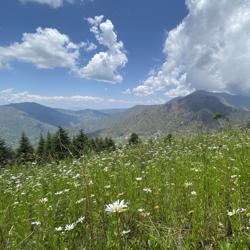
left=128, top=133, right=140, bottom=145
left=16, top=132, right=34, bottom=163
left=53, top=127, right=71, bottom=159
left=89, top=138, right=96, bottom=152
left=93, top=137, right=100, bottom=152
left=94, top=137, right=106, bottom=152
left=72, top=129, right=89, bottom=157
left=36, top=134, right=46, bottom=161
left=164, top=134, right=173, bottom=143
left=0, top=138, right=12, bottom=166
left=45, top=132, right=54, bottom=158
left=104, top=137, right=116, bottom=151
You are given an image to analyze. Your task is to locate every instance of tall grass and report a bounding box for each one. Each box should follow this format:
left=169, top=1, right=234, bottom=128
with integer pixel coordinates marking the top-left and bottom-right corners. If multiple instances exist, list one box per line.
left=0, top=130, right=249, bottom=249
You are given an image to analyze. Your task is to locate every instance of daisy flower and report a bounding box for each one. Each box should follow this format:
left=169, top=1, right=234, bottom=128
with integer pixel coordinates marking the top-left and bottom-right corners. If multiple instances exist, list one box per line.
left=105, top=200, right=128, bottom=214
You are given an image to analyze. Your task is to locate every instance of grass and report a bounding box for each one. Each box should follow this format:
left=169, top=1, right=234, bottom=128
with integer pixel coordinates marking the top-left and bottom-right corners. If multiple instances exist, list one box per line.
left=0, top=130, right=249, bottom=249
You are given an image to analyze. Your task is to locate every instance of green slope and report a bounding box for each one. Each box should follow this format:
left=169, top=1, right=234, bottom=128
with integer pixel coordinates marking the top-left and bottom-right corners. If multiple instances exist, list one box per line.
left=1, top=91, right=250, bottom=145
left=0, top=106, right=57, bottom=147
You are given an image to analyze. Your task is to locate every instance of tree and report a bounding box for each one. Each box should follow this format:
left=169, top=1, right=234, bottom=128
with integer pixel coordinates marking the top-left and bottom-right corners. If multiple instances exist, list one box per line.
left=104, top=137, right=116, bottom=151
left=16, top=132, right=34, bottom=163
left=93, top=137, right=104, bottom=152
left=89, top=138, right=96, bottom=152
left=45, top=132, right=54, bottom=158
left=213, top=113, right=226, bottom=121
left=36, top=134, right=46, bottom=161
left=213, top=113, right=229, bottom=128
left=72, top=129, right=89, bottom=157
left=164, top=134, right=173, bottom=143
left=128, top=133, right=140, bottom=145
left=53, top=127, right=71, bottom=159
left=0, top=138, right=12, bottom=166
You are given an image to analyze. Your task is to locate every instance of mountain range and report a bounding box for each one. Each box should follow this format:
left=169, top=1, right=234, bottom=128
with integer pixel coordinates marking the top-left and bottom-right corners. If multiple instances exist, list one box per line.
left=1, top=90, right=250, bottom=146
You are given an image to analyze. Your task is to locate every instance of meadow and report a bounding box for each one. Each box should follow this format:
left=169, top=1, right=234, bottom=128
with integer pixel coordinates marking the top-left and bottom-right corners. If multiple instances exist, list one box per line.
left=0, top=130, right=249, bottom=249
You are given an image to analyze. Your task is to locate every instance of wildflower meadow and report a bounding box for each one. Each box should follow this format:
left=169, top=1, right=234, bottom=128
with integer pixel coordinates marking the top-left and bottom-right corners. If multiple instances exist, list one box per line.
left=0, top=130, right=249, bottom=249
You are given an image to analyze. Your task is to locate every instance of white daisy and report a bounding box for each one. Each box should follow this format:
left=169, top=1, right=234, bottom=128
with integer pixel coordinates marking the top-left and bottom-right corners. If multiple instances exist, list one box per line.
left=55, top=226, right=63, bottom=232
left=105, top=200, right=128, bottom=214
left=121, top=230, right=131, bottom=235
left=65, top=223, right=76, bottom=231
left=143, top=188, right=152, bottom=193
left=31, top=221, right=41, bottom=226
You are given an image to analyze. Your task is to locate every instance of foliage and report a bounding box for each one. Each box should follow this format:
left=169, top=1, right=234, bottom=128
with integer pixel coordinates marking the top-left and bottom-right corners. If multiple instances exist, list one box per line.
left=45, top=132, right=54, bottom=159
left=36, top=134, right=46, bottom=161
left=52, top=127, right=72, bottom=160
left=16, top=132, right=34, bottom=163
left=0, top=128, right=117, bottom=165
left=0, top=138, right=12, bottom=166
left=0, top=130, right=249, bottom=249
left=71, top=129, right=90, bottom=158
left=128, top=133, right=140, bottom=145
left=164, top=133, right=173, bottom=143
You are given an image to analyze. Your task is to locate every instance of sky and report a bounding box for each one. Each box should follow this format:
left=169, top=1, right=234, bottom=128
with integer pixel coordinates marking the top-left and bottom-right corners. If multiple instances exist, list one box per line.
left=0, top=0, right=250, bottom=109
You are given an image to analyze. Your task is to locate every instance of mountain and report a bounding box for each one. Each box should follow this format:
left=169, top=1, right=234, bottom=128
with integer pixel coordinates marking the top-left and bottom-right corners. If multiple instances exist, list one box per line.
left=0, top=103, right=111, bottom=146
left=97, top=91, right=250, bottom=139
left=7, top=102, right=79, bottom=127
left=99, top=109, right=127, bottom=115
left=0, top=105, right=57, bottom=147
left=197, top=91, right=250, bottom=110
left=1, top=90, right=250, bottom=146
left=57, top=108, right=111, bottom=134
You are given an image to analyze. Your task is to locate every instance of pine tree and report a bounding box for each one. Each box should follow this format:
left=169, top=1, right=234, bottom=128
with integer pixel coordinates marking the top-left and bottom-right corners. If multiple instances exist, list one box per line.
left=0, top=138, right=12, bottom=166
left=104, top=137, right=116, bottom=151
left=45, top=132, right=54, bottom=158
left=94, top=137, right=105, bottom=152
left=128, top=133, right=140, bottom=145
left=16, top=132, right=34, bottom=163
left=93, top=137, right=100, bottom=152
left=53, top=127, right=71, bottom=159
left=164, top=134, right=173, bottom=143
left=89, top=138, right=96, bottom=152
left=109, top=137, right=116, bottom=151
left=72, top=129, right=89, bottom=157
left=36, top=134, right=45, bottom=161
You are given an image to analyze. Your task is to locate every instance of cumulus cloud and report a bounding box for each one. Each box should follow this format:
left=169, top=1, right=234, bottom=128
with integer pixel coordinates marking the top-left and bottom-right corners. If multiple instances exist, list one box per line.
left=19, top=0, right=73, bottom=8
left=0, top=16, right=127, bottom=83
left=0, top=27, right=80, bottom=71
left=133, top=0, right=250, bottom=97
left=81, top=41, right=97, bottom=52
left=79, top=15, right=128, bottom=83
left=0, top=89, right=134, bottom=108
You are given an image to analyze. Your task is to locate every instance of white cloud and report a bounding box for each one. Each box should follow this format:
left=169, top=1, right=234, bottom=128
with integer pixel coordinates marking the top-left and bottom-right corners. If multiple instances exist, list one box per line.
left=133, top=0, right=250, bottom=97
left=81, top=41, right=97, bottom=52
left=0, top=16, right=127, bottom=83
left=19, top=0, right=73, bottom=8
left=0, top=27, right=80, bottom=71
left=122, top=88, right=132, bottom=95
left=0, top=89, right=135, bottom=108
left=79, top=16, right=128, bottom=83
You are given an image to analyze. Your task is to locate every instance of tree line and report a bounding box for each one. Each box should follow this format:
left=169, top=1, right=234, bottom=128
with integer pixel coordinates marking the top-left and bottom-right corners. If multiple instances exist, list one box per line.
left=0, top=128, right=141, bottom=167
left=0, top=127, right=118, bottom=166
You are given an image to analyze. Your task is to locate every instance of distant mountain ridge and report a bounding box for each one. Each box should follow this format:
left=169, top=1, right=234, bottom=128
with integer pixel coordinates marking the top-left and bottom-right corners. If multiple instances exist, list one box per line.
left=0, top=103, right=110, bottom=146
left=196, top=90, right=250, bottom=110
left=7, top=102, right=79, bottom=127
left=1, top=90, right=250, bottom=146
left=97, top=90, right=250, bottom=138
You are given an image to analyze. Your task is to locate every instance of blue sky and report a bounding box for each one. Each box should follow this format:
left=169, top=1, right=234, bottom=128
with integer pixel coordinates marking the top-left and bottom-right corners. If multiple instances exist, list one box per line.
left=0, top=0, right=250, bottom=109
left=0, top=0, right=187, bottom=108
